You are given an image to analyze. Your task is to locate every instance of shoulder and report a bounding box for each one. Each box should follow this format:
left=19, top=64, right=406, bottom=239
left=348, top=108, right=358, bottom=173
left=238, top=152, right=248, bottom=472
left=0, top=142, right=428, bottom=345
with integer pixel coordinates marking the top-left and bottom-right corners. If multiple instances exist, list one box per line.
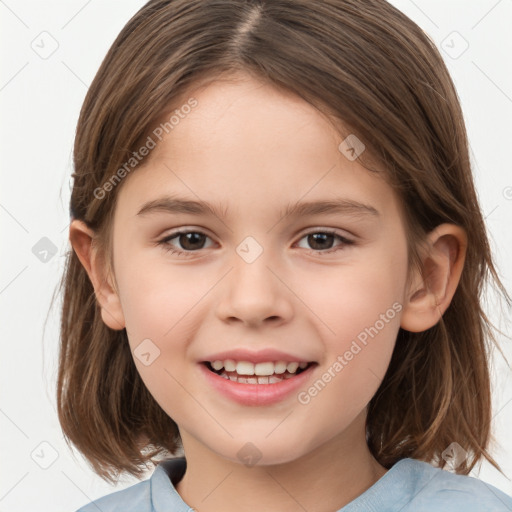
left=74, top=482, right=149, bottom=512
left=75, top=479, right=151, bottom=512
left=73, top=457, right=186, bottom=512
left=397, top=459, right=512, bottom=512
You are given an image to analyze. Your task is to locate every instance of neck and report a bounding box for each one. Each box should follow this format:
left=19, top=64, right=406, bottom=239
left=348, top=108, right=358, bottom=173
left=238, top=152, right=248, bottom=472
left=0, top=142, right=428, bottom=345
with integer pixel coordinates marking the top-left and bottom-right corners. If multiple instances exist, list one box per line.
left=175, top=411, right=388, bottom=512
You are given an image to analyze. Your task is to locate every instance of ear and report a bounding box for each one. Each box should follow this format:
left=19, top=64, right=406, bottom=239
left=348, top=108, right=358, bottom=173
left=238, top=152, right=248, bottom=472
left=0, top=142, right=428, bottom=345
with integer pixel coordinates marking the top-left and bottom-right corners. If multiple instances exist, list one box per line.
left=69, top=219, right=126, bottom=331
left=400, top=223, right=467, bottom=333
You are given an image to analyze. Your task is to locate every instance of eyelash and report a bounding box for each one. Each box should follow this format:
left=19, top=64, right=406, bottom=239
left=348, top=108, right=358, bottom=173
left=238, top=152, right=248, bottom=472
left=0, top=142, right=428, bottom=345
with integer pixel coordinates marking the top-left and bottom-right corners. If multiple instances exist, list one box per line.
left=156, top=229, right=355, bottom=257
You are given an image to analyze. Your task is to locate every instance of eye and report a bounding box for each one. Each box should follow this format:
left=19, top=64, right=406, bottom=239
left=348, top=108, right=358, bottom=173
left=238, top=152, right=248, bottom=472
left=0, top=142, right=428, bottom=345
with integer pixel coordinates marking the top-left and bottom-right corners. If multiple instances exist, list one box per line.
left=295, top=230, right=355, bottom=254
left=157, top=228, right=355, bottom=257
left=157, top=230, right=214, bottom=257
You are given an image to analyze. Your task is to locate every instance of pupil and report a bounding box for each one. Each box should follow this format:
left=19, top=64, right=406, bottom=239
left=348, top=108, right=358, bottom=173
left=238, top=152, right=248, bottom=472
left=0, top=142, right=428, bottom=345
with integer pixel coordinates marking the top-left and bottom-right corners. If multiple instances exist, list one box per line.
left=308, top=233, right=333, bottom=250
left=181, top=232, right=205, bottom=250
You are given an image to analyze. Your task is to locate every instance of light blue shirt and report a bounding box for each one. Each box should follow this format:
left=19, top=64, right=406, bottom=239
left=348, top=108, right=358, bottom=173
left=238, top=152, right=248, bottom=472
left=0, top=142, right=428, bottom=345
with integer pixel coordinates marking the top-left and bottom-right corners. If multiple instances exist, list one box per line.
left=75, top=457, right=512, bottom=511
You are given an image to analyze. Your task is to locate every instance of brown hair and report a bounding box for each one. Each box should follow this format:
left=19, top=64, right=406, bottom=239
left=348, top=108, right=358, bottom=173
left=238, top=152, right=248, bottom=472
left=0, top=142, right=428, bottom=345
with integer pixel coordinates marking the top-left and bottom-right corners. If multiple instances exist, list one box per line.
left=56, top=0, right=510, bottom=482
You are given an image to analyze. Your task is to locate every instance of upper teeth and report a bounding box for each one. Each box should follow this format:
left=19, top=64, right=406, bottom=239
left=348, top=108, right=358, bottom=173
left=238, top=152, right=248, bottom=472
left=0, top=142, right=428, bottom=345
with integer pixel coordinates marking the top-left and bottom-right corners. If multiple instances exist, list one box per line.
left=210, top=360, right=308, bottom=376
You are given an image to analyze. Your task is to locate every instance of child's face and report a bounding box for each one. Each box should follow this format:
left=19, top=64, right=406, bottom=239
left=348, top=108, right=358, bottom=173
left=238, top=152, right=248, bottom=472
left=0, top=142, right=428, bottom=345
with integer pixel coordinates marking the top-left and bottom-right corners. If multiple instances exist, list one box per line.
left=107, top=72, right=410, bottom=464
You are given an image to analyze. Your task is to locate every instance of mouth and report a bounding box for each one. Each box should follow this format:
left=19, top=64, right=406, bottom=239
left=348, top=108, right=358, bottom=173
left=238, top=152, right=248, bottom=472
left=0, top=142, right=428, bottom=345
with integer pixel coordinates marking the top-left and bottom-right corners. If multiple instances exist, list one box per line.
left=202, top=359, right=316, bottom=384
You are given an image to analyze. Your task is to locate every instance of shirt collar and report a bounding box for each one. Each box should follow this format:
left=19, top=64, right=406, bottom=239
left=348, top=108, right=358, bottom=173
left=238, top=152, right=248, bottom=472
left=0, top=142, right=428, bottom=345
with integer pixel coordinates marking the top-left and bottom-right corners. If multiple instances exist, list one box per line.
left=150, top=457, right=191, bottom=511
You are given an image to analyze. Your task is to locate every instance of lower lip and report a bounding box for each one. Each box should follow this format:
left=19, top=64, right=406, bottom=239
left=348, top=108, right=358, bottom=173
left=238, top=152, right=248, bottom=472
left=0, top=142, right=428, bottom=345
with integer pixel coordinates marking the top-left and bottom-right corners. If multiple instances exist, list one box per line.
left=199, top=363, right=316, bottom=406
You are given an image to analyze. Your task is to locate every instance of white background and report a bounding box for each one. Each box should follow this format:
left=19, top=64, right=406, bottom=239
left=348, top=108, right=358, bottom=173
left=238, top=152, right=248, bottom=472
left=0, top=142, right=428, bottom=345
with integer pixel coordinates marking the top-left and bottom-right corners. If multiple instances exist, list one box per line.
left=0, top=1, right=511, bottom=511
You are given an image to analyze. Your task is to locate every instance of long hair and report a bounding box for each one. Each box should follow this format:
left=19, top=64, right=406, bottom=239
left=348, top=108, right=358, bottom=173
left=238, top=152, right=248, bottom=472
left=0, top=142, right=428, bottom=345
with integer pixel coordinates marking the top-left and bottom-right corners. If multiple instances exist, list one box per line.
left=56, top=0, right=510, bottom=482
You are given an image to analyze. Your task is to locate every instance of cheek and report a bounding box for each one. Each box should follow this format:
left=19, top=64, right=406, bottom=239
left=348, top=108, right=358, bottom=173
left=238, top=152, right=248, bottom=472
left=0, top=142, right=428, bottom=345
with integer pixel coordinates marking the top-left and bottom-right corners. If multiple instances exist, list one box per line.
left=296, top=247, right=407, bottom=342
left=114, top=251, right=208, bottom=340
left=296, top=299, right=401, bottom=431
left=292, top=242, right=406, bottom=402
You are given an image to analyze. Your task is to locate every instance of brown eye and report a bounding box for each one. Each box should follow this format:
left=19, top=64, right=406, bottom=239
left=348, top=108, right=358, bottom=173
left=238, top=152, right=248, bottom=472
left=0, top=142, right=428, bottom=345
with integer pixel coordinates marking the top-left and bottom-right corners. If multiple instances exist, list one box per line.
left=175, top=232, right=207, bottom=250
left=296, top=230, right=354, bottom=254
left=306, top=233, right=335, bottom=250
left=158, top=230, right=214, bottom=256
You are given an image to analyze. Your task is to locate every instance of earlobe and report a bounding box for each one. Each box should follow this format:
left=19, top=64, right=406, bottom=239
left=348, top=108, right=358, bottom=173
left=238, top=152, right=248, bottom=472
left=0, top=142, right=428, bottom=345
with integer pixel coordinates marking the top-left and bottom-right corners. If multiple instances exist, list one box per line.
left=69, top=219, right=126, bottom=331
left=400, top=224, right=467, bottom=333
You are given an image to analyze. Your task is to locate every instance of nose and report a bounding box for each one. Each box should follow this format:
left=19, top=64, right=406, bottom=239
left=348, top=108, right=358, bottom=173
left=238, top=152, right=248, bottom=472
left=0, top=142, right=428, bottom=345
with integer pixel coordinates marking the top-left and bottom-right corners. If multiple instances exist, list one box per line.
left=215, top=247, right=294, bottom=328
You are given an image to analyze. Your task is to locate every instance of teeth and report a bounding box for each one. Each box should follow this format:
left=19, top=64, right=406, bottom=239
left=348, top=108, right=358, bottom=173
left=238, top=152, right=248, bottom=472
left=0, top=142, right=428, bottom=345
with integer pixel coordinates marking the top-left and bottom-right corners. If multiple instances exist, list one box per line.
left=211, top=360, right=224, bottom=371
left=217, top=372, right=296, bottom=384
left=236, top=361, right=255, bottom=375
left=207, top=359, right=311, bottom=382
left=255, top=362, right=274, bottom=376
left=211, top=359, right=309, bottom=375
left=224, top=359, right=236, bottom=372
left=274, top=361, right=287, bottom=374
left=287, top=362, right=299, bottom=373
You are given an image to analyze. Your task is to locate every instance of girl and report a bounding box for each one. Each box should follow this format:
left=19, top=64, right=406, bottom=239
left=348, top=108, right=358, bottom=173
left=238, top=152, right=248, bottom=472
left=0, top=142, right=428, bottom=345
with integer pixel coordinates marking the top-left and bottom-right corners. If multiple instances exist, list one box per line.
left=57, top=0, right=512, bottom=510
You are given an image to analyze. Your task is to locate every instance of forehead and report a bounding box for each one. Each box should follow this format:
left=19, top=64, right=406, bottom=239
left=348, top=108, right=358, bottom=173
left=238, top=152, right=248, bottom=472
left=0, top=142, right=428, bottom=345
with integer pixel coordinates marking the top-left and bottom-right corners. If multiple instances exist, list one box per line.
left=113, top=73, right=402, bottom=227
left=161, top=72, right=341, bottom=153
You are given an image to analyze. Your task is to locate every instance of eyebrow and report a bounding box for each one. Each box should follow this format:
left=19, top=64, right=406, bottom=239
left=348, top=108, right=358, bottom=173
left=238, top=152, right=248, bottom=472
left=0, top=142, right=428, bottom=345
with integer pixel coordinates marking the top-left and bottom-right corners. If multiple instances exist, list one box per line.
left=136, top=195, right=379, bottom=220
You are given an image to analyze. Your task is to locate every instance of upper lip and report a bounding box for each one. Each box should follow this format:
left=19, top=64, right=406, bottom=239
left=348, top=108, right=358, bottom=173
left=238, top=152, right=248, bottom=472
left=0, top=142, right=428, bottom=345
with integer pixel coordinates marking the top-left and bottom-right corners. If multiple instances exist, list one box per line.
left=201, top=348, right=315, bottom=364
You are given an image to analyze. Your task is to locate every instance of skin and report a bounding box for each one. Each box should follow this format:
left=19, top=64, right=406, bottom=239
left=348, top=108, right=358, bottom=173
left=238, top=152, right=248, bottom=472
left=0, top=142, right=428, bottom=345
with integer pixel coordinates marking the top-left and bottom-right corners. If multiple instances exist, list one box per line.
left=70, top=72, right=467, bottom=512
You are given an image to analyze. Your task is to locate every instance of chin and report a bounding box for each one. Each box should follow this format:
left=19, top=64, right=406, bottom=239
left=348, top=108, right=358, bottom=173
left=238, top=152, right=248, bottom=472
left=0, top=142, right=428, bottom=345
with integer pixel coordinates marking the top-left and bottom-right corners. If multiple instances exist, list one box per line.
left=206, top=435, right=316, bottom=468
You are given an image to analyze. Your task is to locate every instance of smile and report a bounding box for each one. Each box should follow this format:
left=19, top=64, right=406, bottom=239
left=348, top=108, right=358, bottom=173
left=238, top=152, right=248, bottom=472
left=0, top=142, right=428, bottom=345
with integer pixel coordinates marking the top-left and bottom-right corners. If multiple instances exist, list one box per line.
left=200, top=359, right=317, bottom=405
left=205, top=360, right=312, bottom=384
